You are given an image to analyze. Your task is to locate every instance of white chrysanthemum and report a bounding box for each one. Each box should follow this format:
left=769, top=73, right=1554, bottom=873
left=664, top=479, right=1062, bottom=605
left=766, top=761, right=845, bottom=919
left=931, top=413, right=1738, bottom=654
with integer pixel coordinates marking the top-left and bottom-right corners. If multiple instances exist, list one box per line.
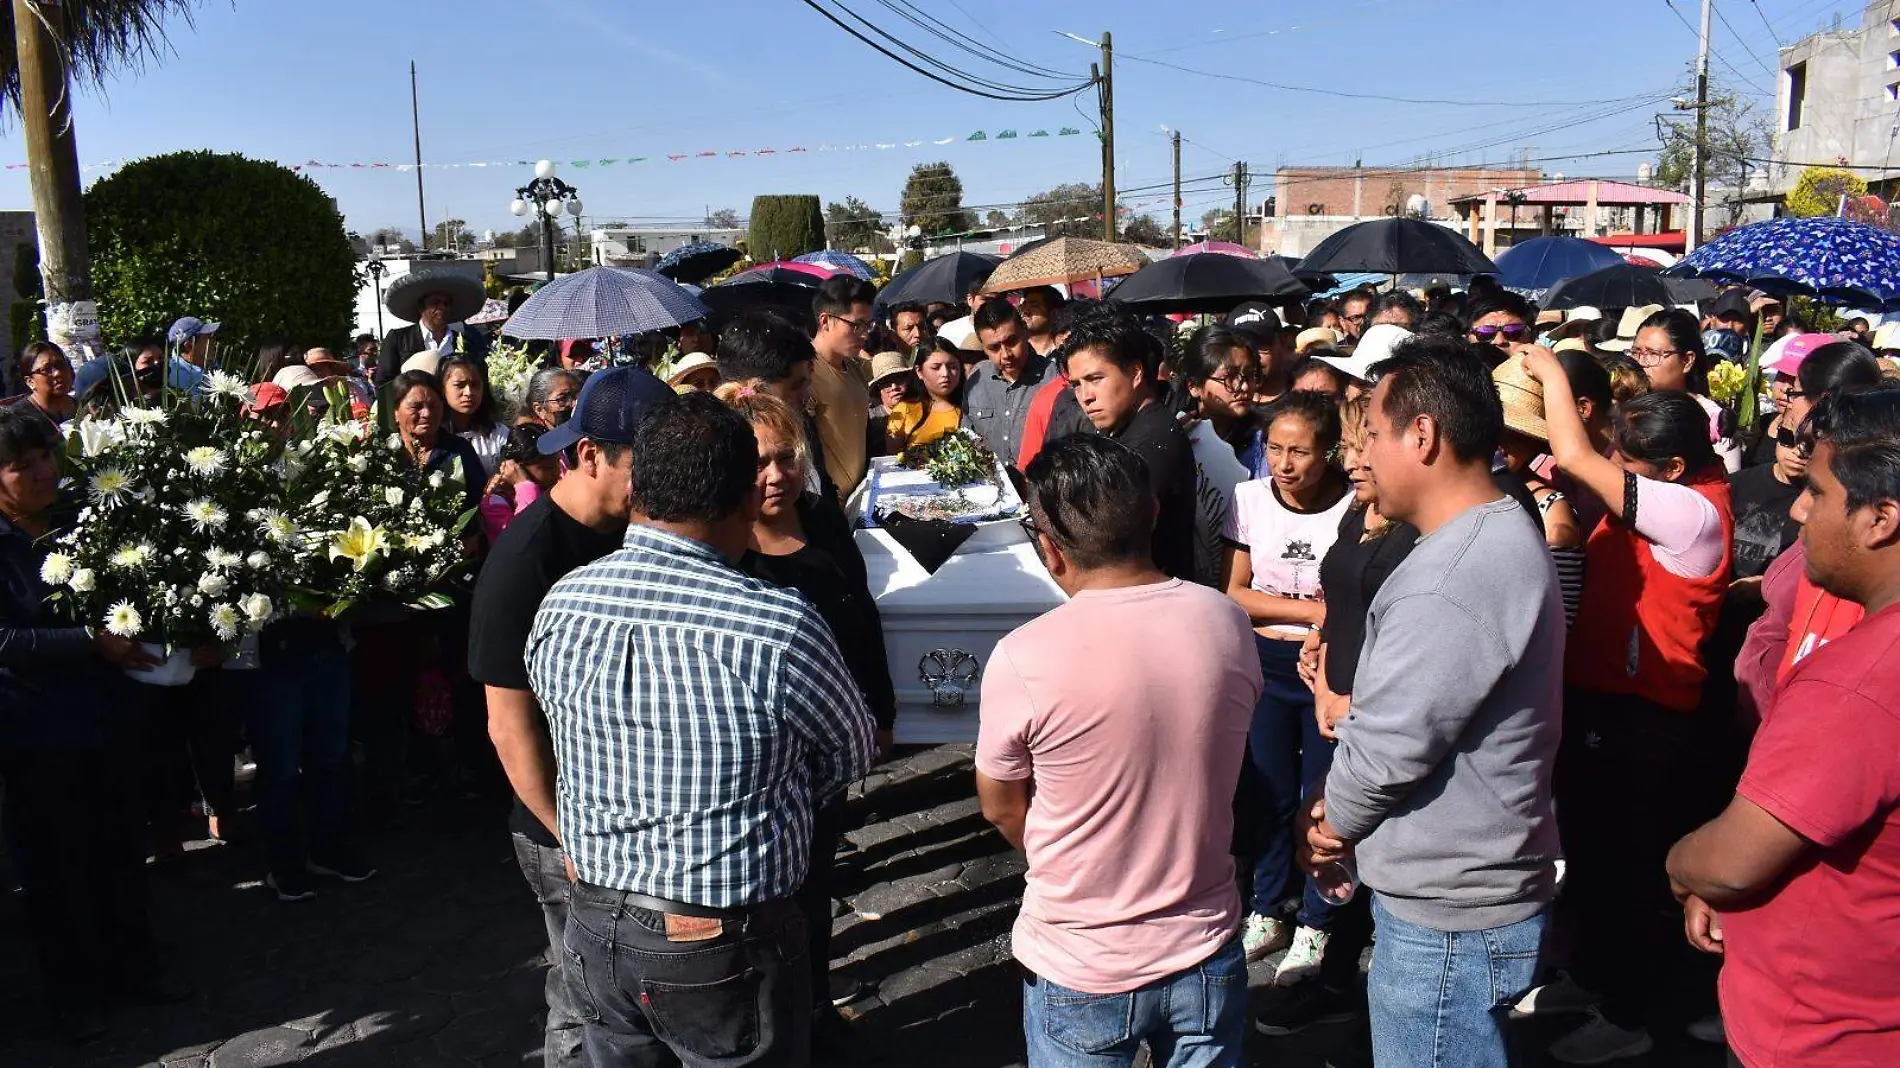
left=204, top=547, right=242, bottom=570
left=201, top=370, right=248, bottom=401
left=239, top=593, right=273, bottom=624
left=184, top=498, right=229, bottom=533
left=38, top=552, right=74, bottom=586
left=120, top=407, right=168, bottom=427
left=88, top=467, right=133, bottom=506
left=347, top=453, right=371, bottom=474
left=108, top=543, right=150, bottom=570
left=251, top=508, right=297, bottom=546
left=198, top=572, right=229, bottom=598
left=184, top=446, right=228, bottom=478
left=104, top=601, right=142, bottom=638
left=68, top=568, right=95, bottom=593
left=384, top=486, right=405, bottom=507
left=208, top=603, right=241, bottom=642
left=245, top=551, right=271, bottom=569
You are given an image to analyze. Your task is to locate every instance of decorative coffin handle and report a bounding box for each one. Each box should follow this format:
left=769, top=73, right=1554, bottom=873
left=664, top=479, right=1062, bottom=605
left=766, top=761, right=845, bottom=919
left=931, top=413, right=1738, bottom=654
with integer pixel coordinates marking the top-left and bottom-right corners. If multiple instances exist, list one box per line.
left=917, top=648, right=981, bottom=708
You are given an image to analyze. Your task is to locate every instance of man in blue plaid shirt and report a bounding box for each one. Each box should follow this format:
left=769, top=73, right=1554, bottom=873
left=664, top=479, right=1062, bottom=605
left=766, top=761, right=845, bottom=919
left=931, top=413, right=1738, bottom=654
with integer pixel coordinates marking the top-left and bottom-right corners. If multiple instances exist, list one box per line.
left=528, top=392, right=874, bottom=1068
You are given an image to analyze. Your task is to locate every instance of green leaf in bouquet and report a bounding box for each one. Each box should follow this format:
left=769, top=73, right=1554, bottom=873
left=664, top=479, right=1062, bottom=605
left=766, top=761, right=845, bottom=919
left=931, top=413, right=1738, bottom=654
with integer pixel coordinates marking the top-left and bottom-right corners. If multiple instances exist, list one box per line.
left=408, top=591, right=455, bottom=611
left=452, top=507, right=478, bottom=535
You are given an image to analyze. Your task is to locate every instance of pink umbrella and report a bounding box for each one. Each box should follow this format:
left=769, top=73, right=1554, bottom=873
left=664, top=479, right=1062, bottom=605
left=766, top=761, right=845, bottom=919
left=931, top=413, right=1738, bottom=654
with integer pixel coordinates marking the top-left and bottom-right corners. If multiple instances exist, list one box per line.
left=1172, top=241, right=1260, bottom=259
left=749, top=259, right=837, bottom=278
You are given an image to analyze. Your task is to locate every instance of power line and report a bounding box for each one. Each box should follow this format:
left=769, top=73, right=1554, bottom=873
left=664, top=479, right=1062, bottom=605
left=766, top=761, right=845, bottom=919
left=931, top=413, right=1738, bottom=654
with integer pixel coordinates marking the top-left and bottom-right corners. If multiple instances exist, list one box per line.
left=1748, top=0, right=1784, bottom=48
left=871, top=0, right=1074, bottom=81
left=1711, top=2, right=1779, bottom=79
left=798, top=0, right=1094, bottom=101
left=1117, top=51, right=1668, bottom=108
left=1663, top=0, right=1770, bottom=95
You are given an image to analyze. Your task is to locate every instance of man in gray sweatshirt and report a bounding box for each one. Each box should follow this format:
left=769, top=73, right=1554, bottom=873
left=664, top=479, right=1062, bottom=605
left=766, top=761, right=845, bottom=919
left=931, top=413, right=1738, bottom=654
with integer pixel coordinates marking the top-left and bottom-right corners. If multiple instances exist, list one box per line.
left=1303, top=335, right=1564, bottom=1068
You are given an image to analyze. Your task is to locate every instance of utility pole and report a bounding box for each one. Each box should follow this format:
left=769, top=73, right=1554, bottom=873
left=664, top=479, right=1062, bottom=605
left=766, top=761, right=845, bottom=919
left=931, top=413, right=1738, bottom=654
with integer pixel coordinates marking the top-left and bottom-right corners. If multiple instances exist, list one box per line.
left=1231, top=161, right=1251, bottom=246
left=1171, top=130, right=1183, bottom=249
left=1689, top=0, right=1713, bottom=252
left=411, top=61, right=428, bottom=253
left=15, top=0, right=90, bottom=328
left=1098, top=31, right=1115, bottom=241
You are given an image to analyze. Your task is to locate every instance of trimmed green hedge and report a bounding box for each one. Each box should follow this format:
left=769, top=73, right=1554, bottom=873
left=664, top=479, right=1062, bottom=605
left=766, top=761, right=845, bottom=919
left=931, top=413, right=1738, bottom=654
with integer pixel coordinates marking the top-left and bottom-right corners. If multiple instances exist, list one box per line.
left=86, top=151, right=359, bottom=355
left=748, top=195, right=824, bottom=262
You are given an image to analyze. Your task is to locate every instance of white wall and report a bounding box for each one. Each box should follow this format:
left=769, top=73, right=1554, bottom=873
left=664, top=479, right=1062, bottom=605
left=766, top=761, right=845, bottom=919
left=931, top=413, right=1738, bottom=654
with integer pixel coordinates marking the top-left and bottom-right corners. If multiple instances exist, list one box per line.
left=354, top=259, right=485, bottom=340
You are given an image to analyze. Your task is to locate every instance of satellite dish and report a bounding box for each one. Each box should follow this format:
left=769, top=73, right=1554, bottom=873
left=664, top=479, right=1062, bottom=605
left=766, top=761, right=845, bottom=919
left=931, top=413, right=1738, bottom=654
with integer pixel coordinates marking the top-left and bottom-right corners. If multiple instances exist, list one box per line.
left=1405, top=193, right=1430, bottom=218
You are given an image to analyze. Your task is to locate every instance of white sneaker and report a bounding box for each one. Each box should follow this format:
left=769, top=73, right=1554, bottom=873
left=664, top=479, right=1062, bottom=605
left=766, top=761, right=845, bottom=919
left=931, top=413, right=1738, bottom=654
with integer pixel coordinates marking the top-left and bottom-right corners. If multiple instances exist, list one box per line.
left=1549, top=1009, right=1656, bottom=1065
left=1687, top=1014, right=1725, bottom=1044
left=1243, top=912, right=1292, bottom=962
left=1272, top=925, right=1330, bottom=986
left=1510, top=970, right=1600, bottom=1019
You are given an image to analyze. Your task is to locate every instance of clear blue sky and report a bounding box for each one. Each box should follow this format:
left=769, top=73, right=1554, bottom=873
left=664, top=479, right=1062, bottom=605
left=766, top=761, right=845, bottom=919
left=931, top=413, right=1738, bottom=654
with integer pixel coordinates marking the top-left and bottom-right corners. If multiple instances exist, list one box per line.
left=0, top=0, right=1853, bottom=239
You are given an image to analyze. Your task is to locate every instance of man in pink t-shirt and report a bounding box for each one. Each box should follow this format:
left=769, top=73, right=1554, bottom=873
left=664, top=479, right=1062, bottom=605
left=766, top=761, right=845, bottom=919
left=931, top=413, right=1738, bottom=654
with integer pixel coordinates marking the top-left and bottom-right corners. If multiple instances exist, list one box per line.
left=1667, top=389, right=1900, bottom=1068
left=977, top=435, right=1262, bottom=1068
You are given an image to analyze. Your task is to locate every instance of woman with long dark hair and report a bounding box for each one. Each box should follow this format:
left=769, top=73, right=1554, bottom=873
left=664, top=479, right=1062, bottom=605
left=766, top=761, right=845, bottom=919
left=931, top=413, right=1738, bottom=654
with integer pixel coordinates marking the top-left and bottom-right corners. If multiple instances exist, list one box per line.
left=1629, top=307, right=1741, bottom=472
left=438, top=354, right=507, bottom=480
left=1222, top=390, right=1353, bottom=984
left=883, top=338, right=965, bottom=452
left=1524, top=346, right=1736, bottom=1064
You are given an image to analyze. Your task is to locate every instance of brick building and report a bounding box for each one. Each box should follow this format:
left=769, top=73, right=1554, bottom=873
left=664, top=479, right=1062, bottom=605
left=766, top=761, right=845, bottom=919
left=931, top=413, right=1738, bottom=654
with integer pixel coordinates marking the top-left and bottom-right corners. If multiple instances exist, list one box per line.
left=1264, top=165, right=1542, bottom=256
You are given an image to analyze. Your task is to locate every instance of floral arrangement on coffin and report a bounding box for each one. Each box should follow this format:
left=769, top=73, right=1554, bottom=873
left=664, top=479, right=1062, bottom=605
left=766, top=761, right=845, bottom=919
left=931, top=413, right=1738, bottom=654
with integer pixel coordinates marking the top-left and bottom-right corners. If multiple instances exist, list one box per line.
left=43, top=372, right=295, bottom=679
left=282, top=416, right=478, bottom=617
left=485, top=339, right=538, bottom=422
left=897, top=428, right=999, bottom=488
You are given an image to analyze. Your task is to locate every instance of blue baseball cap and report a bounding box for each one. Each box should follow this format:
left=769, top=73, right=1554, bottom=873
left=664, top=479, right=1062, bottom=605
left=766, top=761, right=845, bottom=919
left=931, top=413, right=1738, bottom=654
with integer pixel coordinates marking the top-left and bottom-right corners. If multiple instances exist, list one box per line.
left=538, top=366, right=679, bottom=456
left=167, top=316, right=221, bottom=344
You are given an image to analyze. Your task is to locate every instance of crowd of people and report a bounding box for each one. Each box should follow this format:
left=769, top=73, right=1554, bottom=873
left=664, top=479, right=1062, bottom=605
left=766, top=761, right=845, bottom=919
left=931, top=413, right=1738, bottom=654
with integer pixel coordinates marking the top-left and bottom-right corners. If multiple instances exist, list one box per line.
left=1, top=258, right=1897, bottom=1068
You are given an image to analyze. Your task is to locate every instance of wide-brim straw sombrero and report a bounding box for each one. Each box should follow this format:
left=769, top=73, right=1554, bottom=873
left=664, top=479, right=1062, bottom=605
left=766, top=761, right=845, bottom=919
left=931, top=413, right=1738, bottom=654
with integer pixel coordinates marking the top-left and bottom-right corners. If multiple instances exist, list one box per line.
left=385, top=269, right=486, bottom=324
left=1492, top=357, right=1549, bottom=442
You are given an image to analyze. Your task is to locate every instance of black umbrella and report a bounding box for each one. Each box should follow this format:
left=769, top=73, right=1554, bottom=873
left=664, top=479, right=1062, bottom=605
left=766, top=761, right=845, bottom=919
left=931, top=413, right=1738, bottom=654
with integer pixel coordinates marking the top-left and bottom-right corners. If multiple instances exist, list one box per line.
left=1266, top=254, right=1335, bottom=292
left=875, top=251, right=1000, bottom=309
left=700, top=266, right=826, bottom=328
left=655, top=242, right=743, bottom=283
left=1107, top=252, right=1307, bottom=314
left=1543, top=264, right=1713, bottom=311
left=1298, top=218, right=1498, bottom=277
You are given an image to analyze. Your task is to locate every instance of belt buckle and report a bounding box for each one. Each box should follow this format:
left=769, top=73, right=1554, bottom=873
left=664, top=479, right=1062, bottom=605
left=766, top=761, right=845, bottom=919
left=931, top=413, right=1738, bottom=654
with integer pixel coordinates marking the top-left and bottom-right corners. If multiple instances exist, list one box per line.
left=663, top=914, right=723, bottom=943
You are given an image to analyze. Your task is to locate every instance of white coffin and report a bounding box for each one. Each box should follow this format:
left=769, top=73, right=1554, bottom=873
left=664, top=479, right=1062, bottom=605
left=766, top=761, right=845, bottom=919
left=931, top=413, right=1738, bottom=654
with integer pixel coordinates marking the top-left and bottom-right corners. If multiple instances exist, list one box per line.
left=849, top=457, right=1067, bottom=743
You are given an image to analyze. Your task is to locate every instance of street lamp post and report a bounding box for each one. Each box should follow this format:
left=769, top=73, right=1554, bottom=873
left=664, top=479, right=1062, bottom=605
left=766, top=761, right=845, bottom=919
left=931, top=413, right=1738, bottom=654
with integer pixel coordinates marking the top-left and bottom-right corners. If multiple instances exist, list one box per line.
left=365, top=257, right=388, bottom=338
left=510, top=159, right=584, bottom=282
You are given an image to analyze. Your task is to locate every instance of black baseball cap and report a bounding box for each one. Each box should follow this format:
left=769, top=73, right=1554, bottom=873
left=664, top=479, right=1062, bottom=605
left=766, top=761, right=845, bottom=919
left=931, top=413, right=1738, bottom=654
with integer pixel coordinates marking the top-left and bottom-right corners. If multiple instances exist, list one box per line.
left=538, top=365, right=679, bottom=455
left=1227, top=301, right=1282, bottom=346
left=1711, top=289, right=1754, bottom=320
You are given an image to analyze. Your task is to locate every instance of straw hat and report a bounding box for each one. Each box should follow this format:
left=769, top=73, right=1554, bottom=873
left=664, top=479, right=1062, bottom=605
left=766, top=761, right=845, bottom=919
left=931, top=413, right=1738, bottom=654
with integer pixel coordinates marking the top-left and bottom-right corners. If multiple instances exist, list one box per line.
left=1871, top=321, right=1900, bottom=352
left=1552, top=337, right=1592, bottom=355
left=665, top=351, right=719, bottom=387
left=868, top=350, right=913, bottom=388
left=400, top=351, right=443, bottom=378
left=1295, top=326, right=1340, bottom=353
left=1549, top=306, right=1602, bottom=342
left=1595, top=303, right=1664, bottom=352
left=384, top=268, right=486, bottom=324
left=1492, top=357, right=1549, bottom=443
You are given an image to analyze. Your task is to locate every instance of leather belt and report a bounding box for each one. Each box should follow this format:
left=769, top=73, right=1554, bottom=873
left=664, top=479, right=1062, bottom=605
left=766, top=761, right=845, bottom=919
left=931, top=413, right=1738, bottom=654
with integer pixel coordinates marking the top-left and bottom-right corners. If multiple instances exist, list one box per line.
left=618, top=890, right=754, bottom=922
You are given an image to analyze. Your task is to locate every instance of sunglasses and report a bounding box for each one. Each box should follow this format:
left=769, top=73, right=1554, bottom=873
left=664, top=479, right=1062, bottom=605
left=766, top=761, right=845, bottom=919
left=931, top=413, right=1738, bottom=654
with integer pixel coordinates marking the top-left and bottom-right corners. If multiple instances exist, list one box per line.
left=1471, top=323, right=1531, bottom=342
left=1775, top=424, right=1800, bottom=448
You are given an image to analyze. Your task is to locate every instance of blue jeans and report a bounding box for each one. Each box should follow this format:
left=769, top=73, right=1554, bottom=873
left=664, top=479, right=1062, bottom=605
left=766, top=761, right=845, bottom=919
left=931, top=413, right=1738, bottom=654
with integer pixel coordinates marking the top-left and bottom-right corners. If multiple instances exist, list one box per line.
left=1367, top=896, right=1547, bottom=1068
left=1247, top=635, right=1338, bottom=929
left=1022, top=935, right=1247, bottom=1068
left=247, top=641, right=351, bottom=878
left=513, top=834, right=586, bottom=1068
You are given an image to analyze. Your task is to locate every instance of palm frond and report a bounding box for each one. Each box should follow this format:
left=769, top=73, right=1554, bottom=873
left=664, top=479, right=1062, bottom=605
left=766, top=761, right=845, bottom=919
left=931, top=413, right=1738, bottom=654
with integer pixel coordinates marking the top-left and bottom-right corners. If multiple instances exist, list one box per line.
left=0, top=0, right=207, bottom=117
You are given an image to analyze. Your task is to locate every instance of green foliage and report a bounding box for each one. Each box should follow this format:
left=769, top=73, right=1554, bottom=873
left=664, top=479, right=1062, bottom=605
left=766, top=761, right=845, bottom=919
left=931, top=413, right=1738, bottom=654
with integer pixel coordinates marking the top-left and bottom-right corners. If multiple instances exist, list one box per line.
left=85, top=151, right=359, bottom=355
left=1019, top=181, right=1103, bottom=236
left=1786, top=166, right=1868, bottom=219
left=12, top=240, right=40, bottom=300
left=704, top=207, right=741, bottom=229
left=825, top=196, right=889, bottom=253
left=747, top=194, right=825, bottom=261
left=899, top=161, right=972, bottom=236
left=1120, top=215, right=1168, bottom=246
left=10, top=300, right=43, bottom=352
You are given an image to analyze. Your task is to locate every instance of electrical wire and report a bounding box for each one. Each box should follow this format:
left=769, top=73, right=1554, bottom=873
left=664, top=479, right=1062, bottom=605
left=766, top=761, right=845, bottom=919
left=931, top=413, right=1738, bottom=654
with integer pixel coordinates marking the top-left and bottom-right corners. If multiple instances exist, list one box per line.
left=798, top=0, right=1093, bottom=101
left=1116, top=51, right=1670, bottom=108
left=872, top=0, right=1076, bottom=81
left=1748, top=0, right=1785, bottom=48
left=1712, top=2, right=1780, bottom=80
left=1662, top=0, right=1770, bottom=96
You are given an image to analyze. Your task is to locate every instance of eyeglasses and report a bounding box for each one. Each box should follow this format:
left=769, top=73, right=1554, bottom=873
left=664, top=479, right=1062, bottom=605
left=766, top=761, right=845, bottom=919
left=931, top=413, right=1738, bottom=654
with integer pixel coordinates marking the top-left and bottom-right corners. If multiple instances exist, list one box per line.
left=829, top=313, right=871, bottom=333
left=1628, top=347, right=1681, bottom=368
left=1782, top=388, right=1808, bottom=401
left=1470, top=323, right=1531, bottom=342
left=1206, top=371, right=1259, bottom=392
left=1018, top=512, right=1044, bottom=543
left=1340, top=313, right=1368, bottom=325
left=27, top=361, right=71, bottom=377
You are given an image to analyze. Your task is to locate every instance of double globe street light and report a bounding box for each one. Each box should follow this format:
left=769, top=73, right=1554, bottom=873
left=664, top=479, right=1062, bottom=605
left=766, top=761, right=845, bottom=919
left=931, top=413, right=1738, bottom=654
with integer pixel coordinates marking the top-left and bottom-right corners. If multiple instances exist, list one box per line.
left=510, top=159, right=584, bottom=281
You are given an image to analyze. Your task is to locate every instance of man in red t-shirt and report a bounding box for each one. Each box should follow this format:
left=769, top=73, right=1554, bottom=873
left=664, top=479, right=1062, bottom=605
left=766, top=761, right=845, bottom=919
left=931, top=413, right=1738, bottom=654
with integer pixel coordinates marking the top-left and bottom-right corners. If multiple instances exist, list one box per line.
left=1667, top=387, right=1900, bottom=1068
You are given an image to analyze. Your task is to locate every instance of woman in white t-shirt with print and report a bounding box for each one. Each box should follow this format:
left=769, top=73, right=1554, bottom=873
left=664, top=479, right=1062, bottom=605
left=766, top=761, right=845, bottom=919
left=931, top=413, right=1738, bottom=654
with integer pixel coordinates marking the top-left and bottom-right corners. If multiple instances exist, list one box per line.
left=1221, top=389, right=1354, bottom=984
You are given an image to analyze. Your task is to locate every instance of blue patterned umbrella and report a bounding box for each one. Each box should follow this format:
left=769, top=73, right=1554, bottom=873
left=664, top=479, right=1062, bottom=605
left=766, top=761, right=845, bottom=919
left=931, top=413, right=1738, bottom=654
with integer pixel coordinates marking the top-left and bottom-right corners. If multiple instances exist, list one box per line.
left=794, top=249, right=878, bottom=280
left=1666, top=215, right=1900, bottom=310
left=501, top=266, right=708, bottom=339
left=655, top=242, right=742, bottom=282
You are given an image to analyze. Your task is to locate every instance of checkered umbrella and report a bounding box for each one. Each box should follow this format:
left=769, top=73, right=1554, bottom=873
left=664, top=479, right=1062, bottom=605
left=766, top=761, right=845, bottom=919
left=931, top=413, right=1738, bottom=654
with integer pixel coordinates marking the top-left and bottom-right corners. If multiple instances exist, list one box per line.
left=794, top=250, right=878, bottom=280
left=500, top=266, right=709, bottom=339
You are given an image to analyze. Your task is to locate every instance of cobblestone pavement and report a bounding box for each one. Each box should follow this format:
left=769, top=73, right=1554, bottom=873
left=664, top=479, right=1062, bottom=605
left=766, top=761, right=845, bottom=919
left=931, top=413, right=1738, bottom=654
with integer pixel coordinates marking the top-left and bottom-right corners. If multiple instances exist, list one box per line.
left=1, top=745, right=1724, bottom=1068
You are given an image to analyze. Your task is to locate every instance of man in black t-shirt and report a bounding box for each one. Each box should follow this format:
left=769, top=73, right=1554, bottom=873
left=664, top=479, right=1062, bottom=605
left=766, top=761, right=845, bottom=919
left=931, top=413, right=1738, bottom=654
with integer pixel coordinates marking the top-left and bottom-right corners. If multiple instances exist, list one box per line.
left=467, top=366, right=677, bottom=1068
left=1059, top=312, right=1198, bottom=581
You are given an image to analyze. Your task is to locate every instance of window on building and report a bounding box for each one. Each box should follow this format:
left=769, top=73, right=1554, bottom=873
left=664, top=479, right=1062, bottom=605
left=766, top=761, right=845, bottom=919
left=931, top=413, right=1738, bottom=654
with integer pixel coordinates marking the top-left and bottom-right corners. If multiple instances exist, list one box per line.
left=1891, top=49, right=1900, bottom=68
left=1890, top=81, right=1900, bottom=102
left=1787, top=62, right=1808, bottom=131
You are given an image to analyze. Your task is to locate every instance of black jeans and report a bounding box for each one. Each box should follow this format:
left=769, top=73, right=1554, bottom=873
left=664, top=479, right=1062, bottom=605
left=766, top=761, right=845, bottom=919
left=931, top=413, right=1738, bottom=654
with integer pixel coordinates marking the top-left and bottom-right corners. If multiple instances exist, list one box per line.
left=565, top=882, right=810, bottom=1068
left=794, top=797, right=848, bottom=1003
left=513, top=834, right=587, bottom=1068
left=0, top=743, right=157, bottom=1006
left=1557, top=688, right=1706, bottom=1033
